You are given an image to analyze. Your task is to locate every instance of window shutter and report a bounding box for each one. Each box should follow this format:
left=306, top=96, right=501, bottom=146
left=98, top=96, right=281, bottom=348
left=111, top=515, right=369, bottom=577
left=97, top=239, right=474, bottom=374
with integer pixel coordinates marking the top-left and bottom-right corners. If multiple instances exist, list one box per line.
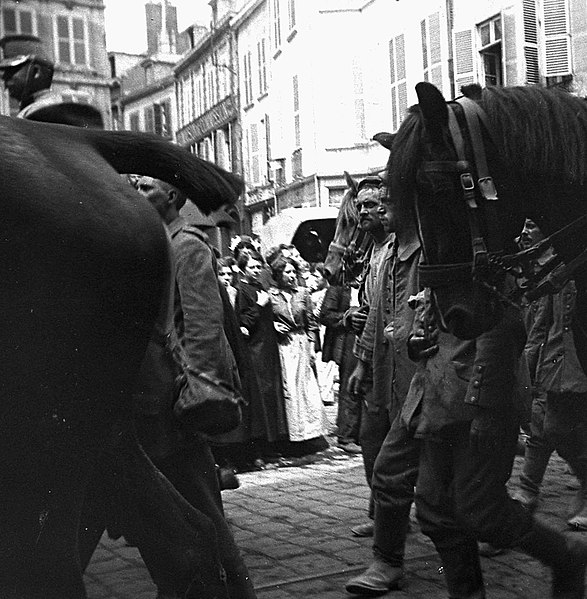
left=389, top=34, right=406, bottom=132
left=523, top=0, right=539, bottom=84
left=453, top=28, right=477, bottom=92
left=542, top=0, right=570, bottom=76
left=422, top=12, right=443, bottom=93
left=144, top=106, right=155, bottom=133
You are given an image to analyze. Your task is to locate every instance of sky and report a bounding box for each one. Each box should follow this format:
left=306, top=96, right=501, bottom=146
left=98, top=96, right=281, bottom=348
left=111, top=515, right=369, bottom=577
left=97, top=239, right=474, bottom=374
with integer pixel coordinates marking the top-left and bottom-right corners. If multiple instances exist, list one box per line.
left=103, top=0, right=212, bottom=54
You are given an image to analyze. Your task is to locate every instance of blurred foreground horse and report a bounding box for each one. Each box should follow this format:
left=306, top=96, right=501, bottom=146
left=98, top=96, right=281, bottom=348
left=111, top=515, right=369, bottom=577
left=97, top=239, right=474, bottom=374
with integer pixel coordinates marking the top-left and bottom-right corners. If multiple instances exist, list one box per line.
left=0, top=115, right=243, bottom=598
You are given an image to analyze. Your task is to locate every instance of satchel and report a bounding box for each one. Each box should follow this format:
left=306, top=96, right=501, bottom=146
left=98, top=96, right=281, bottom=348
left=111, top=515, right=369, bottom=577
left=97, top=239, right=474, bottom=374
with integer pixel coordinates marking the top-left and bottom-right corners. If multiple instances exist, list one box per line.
left=170, top=335, right=243, bottom=436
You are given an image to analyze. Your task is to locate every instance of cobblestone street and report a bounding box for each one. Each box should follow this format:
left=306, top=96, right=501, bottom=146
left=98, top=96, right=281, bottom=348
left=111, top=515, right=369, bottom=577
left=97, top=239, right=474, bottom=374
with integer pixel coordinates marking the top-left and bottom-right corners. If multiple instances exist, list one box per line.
left=85, top=432, right=586, bottom=598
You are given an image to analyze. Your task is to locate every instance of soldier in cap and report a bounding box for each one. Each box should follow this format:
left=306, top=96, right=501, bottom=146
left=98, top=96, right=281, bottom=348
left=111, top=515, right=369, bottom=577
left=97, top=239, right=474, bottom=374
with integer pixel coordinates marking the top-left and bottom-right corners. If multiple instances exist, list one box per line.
left=0, top=33, right=103, bottom=127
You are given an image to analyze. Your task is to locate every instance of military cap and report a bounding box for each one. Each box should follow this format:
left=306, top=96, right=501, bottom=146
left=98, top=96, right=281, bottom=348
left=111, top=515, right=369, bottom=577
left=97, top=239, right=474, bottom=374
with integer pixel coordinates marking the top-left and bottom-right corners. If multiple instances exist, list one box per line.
left=0, top=34, right=51, bottom=69
left=356, top=175, right=384, bottom=192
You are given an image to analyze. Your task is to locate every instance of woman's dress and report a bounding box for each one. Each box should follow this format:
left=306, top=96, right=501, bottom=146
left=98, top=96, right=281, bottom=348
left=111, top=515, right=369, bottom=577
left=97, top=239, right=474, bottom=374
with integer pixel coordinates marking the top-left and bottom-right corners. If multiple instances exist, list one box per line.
left=270, top=285, right=328, bottom=442
left=237, top=278, right=289, bottom=443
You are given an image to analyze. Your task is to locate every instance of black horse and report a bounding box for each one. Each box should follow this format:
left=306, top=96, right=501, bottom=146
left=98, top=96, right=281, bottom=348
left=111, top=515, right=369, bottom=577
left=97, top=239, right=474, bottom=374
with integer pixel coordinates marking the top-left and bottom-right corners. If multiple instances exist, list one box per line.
left=0, top=115, right=243, bottom=598
left=382, top=81, right=587, bottom=374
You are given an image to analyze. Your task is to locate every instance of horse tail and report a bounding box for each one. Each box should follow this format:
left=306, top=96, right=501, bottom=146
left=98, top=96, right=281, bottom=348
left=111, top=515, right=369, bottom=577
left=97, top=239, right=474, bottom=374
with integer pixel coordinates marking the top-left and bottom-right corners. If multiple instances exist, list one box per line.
left=76, top=129, right=244, bottom=214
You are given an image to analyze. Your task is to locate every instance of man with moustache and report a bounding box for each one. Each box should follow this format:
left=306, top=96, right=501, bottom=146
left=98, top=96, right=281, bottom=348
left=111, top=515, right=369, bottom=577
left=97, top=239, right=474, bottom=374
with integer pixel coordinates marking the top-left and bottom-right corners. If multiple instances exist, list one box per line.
left=342, top=176, right=394, bottom=537
left=345, top=189, right=423, bottom=594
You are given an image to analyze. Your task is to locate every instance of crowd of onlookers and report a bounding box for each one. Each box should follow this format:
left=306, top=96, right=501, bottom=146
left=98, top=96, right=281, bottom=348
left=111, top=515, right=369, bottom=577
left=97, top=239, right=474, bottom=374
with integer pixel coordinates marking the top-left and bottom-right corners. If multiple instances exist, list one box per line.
left=211, top=236, right=355, bottom=488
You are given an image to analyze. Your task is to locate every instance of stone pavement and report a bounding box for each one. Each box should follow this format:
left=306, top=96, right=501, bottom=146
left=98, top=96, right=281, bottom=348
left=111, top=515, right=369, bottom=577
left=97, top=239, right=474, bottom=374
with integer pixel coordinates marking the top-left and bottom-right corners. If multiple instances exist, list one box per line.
left=84, top=439, right=587, bottom=599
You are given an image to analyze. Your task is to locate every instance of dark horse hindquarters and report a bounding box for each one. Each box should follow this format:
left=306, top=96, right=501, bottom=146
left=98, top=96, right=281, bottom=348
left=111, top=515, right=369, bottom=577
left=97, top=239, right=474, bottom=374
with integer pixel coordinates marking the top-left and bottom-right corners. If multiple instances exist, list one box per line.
left=0, top=116, right=242, bottom=598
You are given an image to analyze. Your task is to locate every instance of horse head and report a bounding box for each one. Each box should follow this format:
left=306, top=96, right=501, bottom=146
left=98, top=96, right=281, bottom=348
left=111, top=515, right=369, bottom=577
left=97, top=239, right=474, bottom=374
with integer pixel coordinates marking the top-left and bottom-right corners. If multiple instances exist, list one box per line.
left=384, top=82, right=526, bottom=339
left=323, top=171, right=364, bottom=285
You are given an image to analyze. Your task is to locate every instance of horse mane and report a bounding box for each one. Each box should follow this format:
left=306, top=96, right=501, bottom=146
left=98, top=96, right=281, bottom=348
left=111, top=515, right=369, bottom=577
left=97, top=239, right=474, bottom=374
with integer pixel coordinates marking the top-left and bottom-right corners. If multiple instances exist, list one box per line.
left=337, top=175, right=360, bottom=229
left=389, top=84, right=587, bottom=217
left=478, top=85, right=587, bottom=185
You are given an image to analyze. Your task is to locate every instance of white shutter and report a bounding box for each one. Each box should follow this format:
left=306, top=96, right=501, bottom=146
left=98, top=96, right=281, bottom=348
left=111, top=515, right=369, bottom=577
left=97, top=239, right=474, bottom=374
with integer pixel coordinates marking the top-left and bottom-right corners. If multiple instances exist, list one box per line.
left=389, top=34, right=406, bottom=132
left=523, top=0, right=540, bottom=84
left=541, top=0, right=571, bottom=76
left=453, top=28, right=477, bottom=92
left=422, top=12, right=444, bottom=94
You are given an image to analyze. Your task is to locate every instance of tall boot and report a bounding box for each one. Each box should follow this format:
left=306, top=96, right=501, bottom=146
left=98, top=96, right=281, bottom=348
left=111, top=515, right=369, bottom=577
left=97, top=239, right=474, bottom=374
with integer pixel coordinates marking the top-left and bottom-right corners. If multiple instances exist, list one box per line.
left=517, top=517, right=587, bottom=598
left=567, top=472, right=587, bottom=531
left=436, top=540, right=485, bottom=599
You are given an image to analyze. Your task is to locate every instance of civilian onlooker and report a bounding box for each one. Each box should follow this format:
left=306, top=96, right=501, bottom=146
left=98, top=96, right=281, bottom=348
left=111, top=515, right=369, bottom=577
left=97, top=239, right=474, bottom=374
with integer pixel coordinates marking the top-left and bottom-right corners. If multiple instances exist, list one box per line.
left=236, top=250, right=289, bottom=462
left=320, top=283, right=363, bottom=454
left=269, top=256, right=328, bottom=449
left=218, top=256, right=239, bottom=308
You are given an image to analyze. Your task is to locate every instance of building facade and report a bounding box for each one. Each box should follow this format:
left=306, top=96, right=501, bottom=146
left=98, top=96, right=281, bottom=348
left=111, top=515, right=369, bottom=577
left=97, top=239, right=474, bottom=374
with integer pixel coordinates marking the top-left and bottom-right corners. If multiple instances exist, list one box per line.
left=0, top=0, right=112, bottom=125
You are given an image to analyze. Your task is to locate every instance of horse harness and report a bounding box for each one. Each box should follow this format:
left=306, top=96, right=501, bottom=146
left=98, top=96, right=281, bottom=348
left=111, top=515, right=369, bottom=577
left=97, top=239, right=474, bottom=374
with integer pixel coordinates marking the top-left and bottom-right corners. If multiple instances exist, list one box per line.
left=416, top=96, right=587, bottom=308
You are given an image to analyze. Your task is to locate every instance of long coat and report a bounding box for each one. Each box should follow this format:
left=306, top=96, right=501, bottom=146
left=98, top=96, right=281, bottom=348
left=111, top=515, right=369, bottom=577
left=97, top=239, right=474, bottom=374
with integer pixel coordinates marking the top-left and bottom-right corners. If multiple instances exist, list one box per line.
left=237, top=278, right=289, bottom=442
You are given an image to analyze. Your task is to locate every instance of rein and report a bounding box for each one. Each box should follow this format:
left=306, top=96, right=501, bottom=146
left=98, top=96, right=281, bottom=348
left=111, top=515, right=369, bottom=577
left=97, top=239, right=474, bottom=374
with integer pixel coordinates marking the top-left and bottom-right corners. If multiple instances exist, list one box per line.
left=417, top=97, right=587, bottom=307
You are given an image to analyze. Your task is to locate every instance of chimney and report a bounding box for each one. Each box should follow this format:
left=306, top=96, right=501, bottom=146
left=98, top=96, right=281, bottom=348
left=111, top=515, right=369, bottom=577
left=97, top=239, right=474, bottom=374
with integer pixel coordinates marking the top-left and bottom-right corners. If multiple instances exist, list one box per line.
left=145, top=1, right=178, bottom=55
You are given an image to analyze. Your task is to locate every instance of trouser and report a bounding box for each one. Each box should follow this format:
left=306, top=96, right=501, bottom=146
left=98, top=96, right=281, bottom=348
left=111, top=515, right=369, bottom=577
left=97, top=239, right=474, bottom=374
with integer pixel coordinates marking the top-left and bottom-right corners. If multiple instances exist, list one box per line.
left=156, top=441, right=256, bottom=599
left=519, top=395, right=554, bottom=496
left=416, top=420, right=532, bottom=551
left=544, top=391, right=587, bottom=480
left=416, top=420, right=532, bottom=597
left=336, top=350, right=362, bottom=444
left=358, top=370, right=393, bottom=519
left=370, top=410, right=420, bottom=567
left=79, top=434, right=256, bottom=599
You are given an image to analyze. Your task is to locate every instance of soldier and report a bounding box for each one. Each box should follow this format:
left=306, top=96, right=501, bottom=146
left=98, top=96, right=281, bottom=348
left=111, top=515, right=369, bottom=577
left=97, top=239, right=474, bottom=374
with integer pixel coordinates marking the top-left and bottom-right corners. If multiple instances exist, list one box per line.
left=0, top=33, right=103, bottom=127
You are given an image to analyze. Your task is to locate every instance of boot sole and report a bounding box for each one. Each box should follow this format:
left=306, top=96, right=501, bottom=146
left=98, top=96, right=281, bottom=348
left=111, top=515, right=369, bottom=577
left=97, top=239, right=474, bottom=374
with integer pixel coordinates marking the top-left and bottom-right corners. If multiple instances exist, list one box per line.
left=345, top=579, right=403, bottom=595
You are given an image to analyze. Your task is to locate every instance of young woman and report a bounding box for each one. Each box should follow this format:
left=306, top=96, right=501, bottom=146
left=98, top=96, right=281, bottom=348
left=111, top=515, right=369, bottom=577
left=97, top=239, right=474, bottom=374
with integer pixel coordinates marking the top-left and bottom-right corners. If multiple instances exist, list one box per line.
left=269, top=257, right=328, bottom=449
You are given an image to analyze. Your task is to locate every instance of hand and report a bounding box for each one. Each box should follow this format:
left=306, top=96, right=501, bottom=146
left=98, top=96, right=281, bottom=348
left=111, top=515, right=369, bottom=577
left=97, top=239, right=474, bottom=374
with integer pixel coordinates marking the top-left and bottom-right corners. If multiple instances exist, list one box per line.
left=274, top=322, right=291, bottom=335
left=347, top=361, right=367, bottom=397
left=407, top=332, right=439, bottom=362
left=256, top=290, right=270, bottom=306
left=469, top=409, right=503, bottom=455
left=350, top=308, right=369, bottom=334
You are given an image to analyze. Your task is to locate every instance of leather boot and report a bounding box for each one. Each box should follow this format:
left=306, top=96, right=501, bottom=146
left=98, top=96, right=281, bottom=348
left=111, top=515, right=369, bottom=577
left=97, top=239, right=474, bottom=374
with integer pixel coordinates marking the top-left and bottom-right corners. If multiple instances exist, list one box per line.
left=567, top=475, right=587, bottom=530
left=518, top=517, right=587, bottom=598
left=436, top=540, right=485, bottom=599
left=345, top=559, right=404, bottom=595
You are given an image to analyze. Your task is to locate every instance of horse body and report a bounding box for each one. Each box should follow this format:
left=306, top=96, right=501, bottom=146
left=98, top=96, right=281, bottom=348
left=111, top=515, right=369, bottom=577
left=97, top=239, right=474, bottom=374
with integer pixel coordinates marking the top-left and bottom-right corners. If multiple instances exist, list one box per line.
left=384, top=82, right=587, bottom=367
left=0, top=115, right=242, bottom=597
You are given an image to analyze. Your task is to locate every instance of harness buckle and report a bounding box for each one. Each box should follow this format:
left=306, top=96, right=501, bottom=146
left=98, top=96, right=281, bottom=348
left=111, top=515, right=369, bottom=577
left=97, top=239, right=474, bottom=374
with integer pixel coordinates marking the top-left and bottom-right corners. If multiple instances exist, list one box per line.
left=478, top=177, right=498, bottom=201
left=460, top=172, right=475, bottom=191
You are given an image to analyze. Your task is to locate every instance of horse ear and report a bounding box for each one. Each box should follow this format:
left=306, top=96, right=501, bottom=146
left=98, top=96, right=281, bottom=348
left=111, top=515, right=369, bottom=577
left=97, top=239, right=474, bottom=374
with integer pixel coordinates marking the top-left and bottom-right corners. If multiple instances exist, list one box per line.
left=372, top=132, right=395, bottom=150
left=415, top=81, right=448, bottom=142
left=460, top=83, right=483, bottom=100
left=344, top=171, right=359, bottom=195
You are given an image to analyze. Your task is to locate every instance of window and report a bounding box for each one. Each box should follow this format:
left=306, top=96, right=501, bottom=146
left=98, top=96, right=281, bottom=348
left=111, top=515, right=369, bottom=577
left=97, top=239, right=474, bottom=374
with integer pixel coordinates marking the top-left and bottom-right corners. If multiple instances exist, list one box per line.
left=205, top=67, right=216, bottom=109
left=272, top=0, right=282, bottom=49
left=55, top=15, right=87, bottom=66
left=250, top=123, right=260, bottom=184
left=421, top=12, right=443, bottom=91
left=243, top=51, right=253, bottom=105
left=288, top=0, right=296, bottom=30
left=478, top=15, right=502, bottom=86
left=2, top=7, right=35, bottom=36
left=144, top=106, right=155, bottom=133
left=129, top=112, right=140, bottom=132
left=352, top=58, right=366, bottom=139
left=389, top=34, right=407, bottom=132
left=153, top=100, right=171, bottom=137
left=257, top=39, right=267, bottom=95
left=292, top=75, right=300, bottom=147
